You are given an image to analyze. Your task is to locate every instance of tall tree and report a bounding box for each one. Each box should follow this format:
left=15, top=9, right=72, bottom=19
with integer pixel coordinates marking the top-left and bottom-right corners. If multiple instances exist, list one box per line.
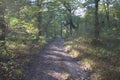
left=103, top=0, right=112, bottom=27
left=94, top=0, right=100, bottom=42
left=36, top=0, right=43, bottom=39
left=0, top=0, right=6, bottom=41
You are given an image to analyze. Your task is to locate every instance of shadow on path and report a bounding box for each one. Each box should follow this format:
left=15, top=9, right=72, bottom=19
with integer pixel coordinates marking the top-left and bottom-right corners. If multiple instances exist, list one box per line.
left=25, top=39, right=90, bottom=80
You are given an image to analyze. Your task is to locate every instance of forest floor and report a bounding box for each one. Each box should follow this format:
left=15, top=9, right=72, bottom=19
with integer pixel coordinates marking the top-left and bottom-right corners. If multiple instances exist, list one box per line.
left=24, top=39, right=91, bottom=80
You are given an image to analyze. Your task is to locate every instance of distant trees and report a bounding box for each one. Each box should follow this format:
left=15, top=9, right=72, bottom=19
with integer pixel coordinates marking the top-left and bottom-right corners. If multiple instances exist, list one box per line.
left=60, top=0, right=79, bottom=35
left=0, top=0, right=119, bottom=43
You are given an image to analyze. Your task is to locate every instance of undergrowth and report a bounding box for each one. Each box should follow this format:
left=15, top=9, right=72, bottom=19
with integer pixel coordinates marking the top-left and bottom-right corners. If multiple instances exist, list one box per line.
left=65, top=37, right=120, bottom=80
left=0, top=28, right=48, bottom=80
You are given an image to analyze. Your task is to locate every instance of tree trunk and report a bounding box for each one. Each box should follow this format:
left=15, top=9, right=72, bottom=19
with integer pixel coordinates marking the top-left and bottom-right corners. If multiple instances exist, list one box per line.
left=103, top=0, right=110, bottom=27
left=106, top=1, right=110, bottom=27
left=69, top=15, right=73, bottom=35
left=0, top=1, right=6, bottom=41
left=36, top=0, right=42, bottom=40
left=54, top=26, right=56, bottom=38
left=0, top=22, right=6, bottom=41
left=94, top=0, right=100, bottom=40
left=92, top=0, right=101, bottom=44
left=61, top=23, right=63, bottom=38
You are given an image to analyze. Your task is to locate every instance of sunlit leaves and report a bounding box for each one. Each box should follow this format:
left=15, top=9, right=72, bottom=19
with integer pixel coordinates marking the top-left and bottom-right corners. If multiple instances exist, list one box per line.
left=10, top=17, right=18, bottom=25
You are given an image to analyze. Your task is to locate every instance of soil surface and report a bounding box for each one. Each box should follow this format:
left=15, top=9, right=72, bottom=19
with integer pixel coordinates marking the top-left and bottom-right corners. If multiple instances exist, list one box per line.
left=25, top=39, right=90, bottom=80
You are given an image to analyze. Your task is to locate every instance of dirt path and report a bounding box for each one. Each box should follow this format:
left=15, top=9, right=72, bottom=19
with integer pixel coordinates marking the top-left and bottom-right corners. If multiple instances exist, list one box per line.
left=25, top=39, right=90, bottom=80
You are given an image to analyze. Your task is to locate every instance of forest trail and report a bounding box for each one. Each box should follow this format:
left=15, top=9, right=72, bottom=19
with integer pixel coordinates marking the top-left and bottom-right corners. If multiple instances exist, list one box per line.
left=25, top=39, right=90, bottom=80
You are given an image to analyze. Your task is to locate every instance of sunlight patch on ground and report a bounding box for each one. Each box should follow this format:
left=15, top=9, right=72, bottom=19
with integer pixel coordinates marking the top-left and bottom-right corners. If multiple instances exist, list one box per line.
left=47, top=71, right=70, bottom=80
left=78, top=59, right=95, bottom=72
left=61, top=72, right=71, bottom=79
left=69, top=49, right=80, bottom=58
left=65, top=45, right=72, bottom=51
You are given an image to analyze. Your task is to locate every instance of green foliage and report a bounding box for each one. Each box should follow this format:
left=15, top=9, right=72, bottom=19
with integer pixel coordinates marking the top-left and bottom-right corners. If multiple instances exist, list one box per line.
left=0, top=0, right=120, bottom=79
left=10, top=17, right=18, bottom=25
